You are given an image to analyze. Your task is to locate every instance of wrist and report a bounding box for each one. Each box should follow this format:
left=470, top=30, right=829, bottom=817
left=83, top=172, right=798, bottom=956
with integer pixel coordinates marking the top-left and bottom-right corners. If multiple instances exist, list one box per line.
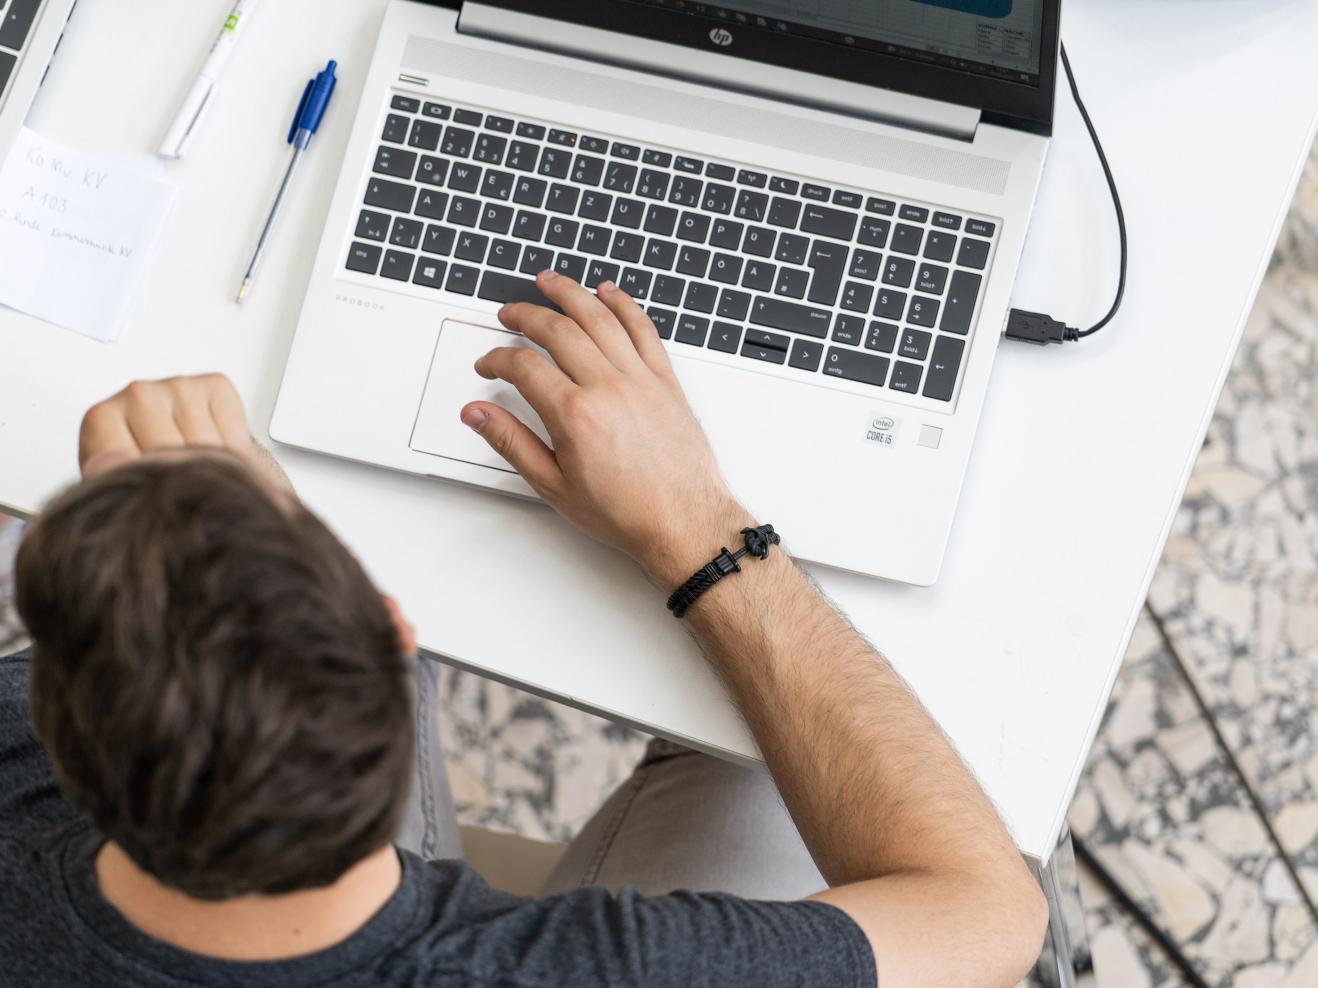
left=638, top=498, right=760, bottom=590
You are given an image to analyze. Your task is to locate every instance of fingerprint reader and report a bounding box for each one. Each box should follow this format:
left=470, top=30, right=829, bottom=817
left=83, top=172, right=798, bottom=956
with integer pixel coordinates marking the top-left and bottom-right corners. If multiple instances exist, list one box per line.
left=917, top=425, right=943, bottom=449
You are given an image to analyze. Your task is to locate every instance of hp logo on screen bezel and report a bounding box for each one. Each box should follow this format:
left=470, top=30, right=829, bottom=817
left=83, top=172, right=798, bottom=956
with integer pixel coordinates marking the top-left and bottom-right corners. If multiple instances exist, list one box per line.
left=708, top=27, right=734, bottom=47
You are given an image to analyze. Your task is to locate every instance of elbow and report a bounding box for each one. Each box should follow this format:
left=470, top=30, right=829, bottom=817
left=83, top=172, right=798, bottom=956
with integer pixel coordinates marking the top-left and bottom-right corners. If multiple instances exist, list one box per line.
left=998, top=877, right=1051, bottom=986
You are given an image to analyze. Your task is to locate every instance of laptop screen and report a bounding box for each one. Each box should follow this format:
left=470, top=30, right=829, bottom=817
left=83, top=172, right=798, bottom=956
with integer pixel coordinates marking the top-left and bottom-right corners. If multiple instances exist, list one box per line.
left=697, top=1, right=1047, bottom=85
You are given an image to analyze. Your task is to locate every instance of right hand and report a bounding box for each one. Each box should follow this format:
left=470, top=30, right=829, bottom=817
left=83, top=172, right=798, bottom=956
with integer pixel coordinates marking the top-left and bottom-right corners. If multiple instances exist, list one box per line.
left=460, top=270, right=753, bottom=587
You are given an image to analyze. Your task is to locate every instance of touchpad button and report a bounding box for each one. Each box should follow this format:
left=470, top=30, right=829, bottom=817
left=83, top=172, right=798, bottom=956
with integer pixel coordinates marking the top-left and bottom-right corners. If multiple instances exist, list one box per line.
left=410, top=320, right=551, bottom=473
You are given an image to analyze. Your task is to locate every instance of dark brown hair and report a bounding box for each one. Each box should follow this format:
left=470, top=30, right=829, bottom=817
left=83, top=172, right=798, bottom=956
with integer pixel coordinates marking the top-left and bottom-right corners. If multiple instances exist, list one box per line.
left=15, top=454, right=413, bottom=900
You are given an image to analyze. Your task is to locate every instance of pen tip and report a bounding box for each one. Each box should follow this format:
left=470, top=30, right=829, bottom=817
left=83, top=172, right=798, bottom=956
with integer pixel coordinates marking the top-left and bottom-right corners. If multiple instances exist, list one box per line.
left=236, top=280, right=250, bottom=304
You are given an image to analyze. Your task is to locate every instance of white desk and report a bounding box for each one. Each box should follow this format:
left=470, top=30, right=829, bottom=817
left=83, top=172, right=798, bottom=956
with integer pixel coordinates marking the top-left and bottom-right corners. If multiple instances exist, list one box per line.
left=2, top=0, right=1316, bottom=865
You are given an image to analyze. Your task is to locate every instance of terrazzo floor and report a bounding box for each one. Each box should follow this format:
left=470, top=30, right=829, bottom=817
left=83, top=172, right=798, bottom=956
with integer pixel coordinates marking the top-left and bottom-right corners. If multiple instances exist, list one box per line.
left=2, top=142, right=1316, bottom=988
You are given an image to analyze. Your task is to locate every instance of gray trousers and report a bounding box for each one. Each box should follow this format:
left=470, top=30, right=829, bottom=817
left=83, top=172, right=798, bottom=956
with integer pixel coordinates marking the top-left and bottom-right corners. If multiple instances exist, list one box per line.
left=398, top=657, right=827, bottom=900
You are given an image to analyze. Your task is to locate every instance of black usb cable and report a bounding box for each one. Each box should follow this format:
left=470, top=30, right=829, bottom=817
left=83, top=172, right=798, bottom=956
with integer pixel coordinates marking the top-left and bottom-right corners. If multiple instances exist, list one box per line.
left=1005, top=42, right=1128, bottom=345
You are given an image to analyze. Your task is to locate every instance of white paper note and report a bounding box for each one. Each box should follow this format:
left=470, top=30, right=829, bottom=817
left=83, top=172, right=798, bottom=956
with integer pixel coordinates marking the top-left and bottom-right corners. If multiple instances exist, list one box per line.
left=0, top=127, right=175, bottom=342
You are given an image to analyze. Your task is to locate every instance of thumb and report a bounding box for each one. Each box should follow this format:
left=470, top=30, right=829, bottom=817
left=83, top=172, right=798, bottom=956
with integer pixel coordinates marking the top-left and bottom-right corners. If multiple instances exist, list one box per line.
left=460, top=402, right=562, bottom=495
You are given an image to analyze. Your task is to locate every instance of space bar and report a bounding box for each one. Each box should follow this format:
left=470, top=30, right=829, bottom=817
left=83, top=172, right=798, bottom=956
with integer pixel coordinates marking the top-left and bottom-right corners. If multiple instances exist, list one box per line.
left=477, top=272, right=561, bottom=311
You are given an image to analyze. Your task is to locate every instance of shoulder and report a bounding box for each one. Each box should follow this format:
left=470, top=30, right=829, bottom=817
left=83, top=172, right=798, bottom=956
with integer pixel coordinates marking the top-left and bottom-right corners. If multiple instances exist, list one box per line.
left=0, top=651, right=82, bottom=839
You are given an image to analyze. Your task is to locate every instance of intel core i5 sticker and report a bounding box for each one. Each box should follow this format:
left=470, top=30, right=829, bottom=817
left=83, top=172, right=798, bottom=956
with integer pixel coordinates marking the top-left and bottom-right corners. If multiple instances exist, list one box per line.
left=864, top=413, right=899, bottom=448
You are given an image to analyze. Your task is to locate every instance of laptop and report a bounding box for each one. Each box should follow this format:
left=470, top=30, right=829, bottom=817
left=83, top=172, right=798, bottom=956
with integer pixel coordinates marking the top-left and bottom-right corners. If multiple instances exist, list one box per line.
left=0, top=0, right=76, bottom=157
left=271, top=0, right=1059, bottom=586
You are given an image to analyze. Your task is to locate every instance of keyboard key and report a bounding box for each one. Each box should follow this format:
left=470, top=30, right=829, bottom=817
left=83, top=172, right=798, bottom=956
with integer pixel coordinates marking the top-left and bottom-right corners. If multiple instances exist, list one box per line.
left=832, top=314, right=865, bottom=346
left=578, top=224, right=611, bottom=255
left=883, top=257, right=914, bottom=287
left=907, top=296, right=940, bottom=328
left=488, top=239, right=520, bottom=269
left=840, top=281, right=873, bottom=313
left=648, top=307, right=677, bottom=339
left=685, top=282, right=717, bottom=313
left=355, top=209, right=390, bottom=241
left=448, top=161, right=482, bottom=193
left=775, top=268, right=808, bottom=299
left=381, top=249, right=414, bottom=281
left=417, top=156, right=449, bottom=186
left=389, top=94, right=420, bottom=113
left=742, top=260, right=775, bottom=292
left=408, top=119, right=442, bottom=151
left=364, top=178, right=415, bottom=212
left=924, top=230, right=957, bottom=263
left=610, top=231, right=644, bottom=263
left=767, top=197, right=801, bottom=229
left=899, top=329, right=932, bottom=360
left=441, top=127, right=475, bottom=157
left=516, top=121, right=546, bottom=139
left=447, top=197, right=479, bottom=228
left=423, top=102, right=451, bottom=120
left=619, top=268, right=652, bottom=299
left=547, top=217, right=580, bottom=247
left=706, top=163, right=735, bottom=181
left=446, top=264, right=479, bottom=295
left=390, top=217, right=423, bottom=248
left=923, top=336, right=964, bottom=401
left=373, top=145, right=416, bottom=179
left=891, top=224, right=923, bottom=255
left=381, top=114, right=409, bottom=143
left=572, top=154, right=606, bottom=185
left=585, top=260, right=620, bottom=289
left=739, top=226, right=775, bottom=259
left=513, top=176, right=548, bottom=207
left=481, top=170, right=515, bottom=201
left=737, top=169, right=767, bottom=188
left=478, top=271, right=559, bottom=308
left=637, top=169, right=671, bottom=201
left=769, top=176, right=800, bottom=195
left=823, top=347, right=888, bottom=388
left=933, top=212, right=962, bottom=230
left=677, top=246, right=711, bottom=277
left=702, top=183, right=736, bottom=214
left=806, top=241, right=847, bottom=306
left=710, top=254, right=743, bottom=285
left=873, top=288, right=906, bottom=321
left=900, top=205, right=929, bottom=222
left=865, top=321, right=898, bottom=353
left=513, top=210, right=546, bottom=241
left=676, top=314, right=710, bottom=346
left=485, top=115, right=514, bottom=133
left=711, top=219, right=745, bottom=250
left=788, top=339, right=823, bottom=371
left=774, top=233, right=808, bottom=265
left=642, top=149, right=673, bottom=167
left=611, top=142, right=641, bottom=160
left=957, top=238, right=991, bottom=270
left=423, top=225, right=456, bottom=255
left=745, top=329, right=790, bottom=351
left=520, top=245, right=554, bottom=275
left=677, top=212, right=711, bottom=244
left=580, top=190, right=613, bottom=222
left=645, top=239, right=678, bottom=270
left=717, top=289, right=751, bottom=321
left=675, top=155, right=704, bottom=174
left=849, top=248, right=882, bottom=281
left=669, top=176, right=702, bottom=207
left=580, top=136, right=609, bottom=154
left=554, top=254, right=587, bottom=281
left=890, top=361, right=922, bottom=394
left=832, top=190, right=862, bottom=209
left=749, top=296, right=830, bottom=338
left=734, top=191, right=769, bottom=223
left=604, top=162, right=638, bottom=194
left=801, top=204, right=857, bottom=241
left=866, top=197, right=896, bottom=216
left=652, top=274, right=685, bottom=305
left=802, top=183, right=830, bottom=202
left=346, top=241, right=382, bottom=274
left=741, top=341, right=787, bottom=365
left=940, top=271, right=981, bottom=335
left=917, top=263, right=949, bottom=294
left=857, top=218, right=892, bottom=253
left=473, top=134, right=507, bottom=164
left=538, top=147, right=572, bottom=179
left=455, top=231, right=489, bottom=262
left=644, top=205, right=678, bottom=237
left=709, top=322, right=742, bottom=354
left=547, top=184, right=580, bottom=214
left=548, top=128, right=577, bottom=147
left=506, top=141, right=539, bottom=172
left=413, top=258, right=447, bottom=289
left=966, top=219, right=996, bottom=237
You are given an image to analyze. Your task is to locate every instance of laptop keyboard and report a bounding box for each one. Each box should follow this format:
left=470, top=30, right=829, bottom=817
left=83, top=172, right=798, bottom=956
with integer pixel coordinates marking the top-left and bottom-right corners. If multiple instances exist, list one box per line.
left=344, top=93, right=1001, bottom=407
left=0, top=0, right=42, bottom=100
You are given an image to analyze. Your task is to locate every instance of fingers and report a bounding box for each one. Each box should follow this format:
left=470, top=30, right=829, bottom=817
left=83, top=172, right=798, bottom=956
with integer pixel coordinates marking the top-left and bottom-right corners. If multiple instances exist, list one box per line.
left=79, top=402, right=141, bottom=474
left=497, top=302, right=614, bottom=385
left=474, top=345, right=575, bottom=427
left=595, top=281, right=675, bottom=378
left=199, top=373, right=255, bottom=454
left=534, top=270, right=646, bottom=371
left=460, top=401, right=563, bottom=496
left=122, top=382, right=188, bottom=450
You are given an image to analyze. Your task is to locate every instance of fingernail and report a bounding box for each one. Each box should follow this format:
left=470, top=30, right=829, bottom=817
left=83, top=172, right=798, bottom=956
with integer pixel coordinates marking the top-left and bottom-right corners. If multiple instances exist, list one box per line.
left=540, top=268, right=558, bottom=281
left=498, top=303, right=510, bottom=318
left=461, top=407, right=489, bottom=432
left=598, top=280, right=615, bottom=293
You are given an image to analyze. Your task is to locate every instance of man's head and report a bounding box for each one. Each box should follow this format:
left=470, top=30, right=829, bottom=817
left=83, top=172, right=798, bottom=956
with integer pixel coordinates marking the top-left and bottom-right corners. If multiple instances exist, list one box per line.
left=16, top=452, right=414, bottom=900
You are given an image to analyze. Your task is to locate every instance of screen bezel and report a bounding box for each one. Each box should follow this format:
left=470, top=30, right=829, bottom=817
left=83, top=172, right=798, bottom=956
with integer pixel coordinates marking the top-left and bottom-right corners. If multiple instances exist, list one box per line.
left=450, top=0, right=1061, bottom=135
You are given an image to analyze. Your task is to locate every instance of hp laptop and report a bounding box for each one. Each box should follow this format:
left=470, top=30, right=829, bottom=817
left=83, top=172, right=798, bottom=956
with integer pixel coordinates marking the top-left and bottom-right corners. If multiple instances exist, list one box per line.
left=272, top=0, right=1059, bottom=585
left=0, top=0, right=76, bottom=157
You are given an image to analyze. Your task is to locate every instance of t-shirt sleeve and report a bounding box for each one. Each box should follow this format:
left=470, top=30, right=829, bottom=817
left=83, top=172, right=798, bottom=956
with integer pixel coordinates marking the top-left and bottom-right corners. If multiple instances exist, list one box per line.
left=0, top=651, right=77, bottom=839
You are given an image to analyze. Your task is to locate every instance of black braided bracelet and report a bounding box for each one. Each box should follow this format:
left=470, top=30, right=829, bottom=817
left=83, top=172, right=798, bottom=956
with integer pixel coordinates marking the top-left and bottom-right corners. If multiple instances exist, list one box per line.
left=666, top=524, right=780, bottom=618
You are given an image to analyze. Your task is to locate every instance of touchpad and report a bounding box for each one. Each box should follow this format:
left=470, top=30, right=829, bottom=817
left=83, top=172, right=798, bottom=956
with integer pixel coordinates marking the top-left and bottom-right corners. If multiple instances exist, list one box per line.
left=410, top=320, right=552, bottom=473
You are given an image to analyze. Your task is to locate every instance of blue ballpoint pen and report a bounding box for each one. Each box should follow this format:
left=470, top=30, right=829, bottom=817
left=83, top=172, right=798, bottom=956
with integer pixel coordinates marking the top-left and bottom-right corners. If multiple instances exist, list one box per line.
left=237, top=60, right=338, bottom=302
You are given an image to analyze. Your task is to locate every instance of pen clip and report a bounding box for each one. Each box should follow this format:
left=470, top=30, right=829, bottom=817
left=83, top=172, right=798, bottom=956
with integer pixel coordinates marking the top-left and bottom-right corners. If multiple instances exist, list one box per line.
left=286, top=79, right=314, bottom=145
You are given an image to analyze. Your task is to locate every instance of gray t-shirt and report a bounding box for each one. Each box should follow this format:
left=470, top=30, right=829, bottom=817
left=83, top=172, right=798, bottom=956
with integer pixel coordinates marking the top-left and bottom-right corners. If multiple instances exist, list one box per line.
left=0, top=651, right=875, bottom=987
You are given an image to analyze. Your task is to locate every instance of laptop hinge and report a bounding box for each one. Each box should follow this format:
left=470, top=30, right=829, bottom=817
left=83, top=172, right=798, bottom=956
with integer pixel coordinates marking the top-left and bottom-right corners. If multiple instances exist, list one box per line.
left=457, top=4, right=981, bottom=142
